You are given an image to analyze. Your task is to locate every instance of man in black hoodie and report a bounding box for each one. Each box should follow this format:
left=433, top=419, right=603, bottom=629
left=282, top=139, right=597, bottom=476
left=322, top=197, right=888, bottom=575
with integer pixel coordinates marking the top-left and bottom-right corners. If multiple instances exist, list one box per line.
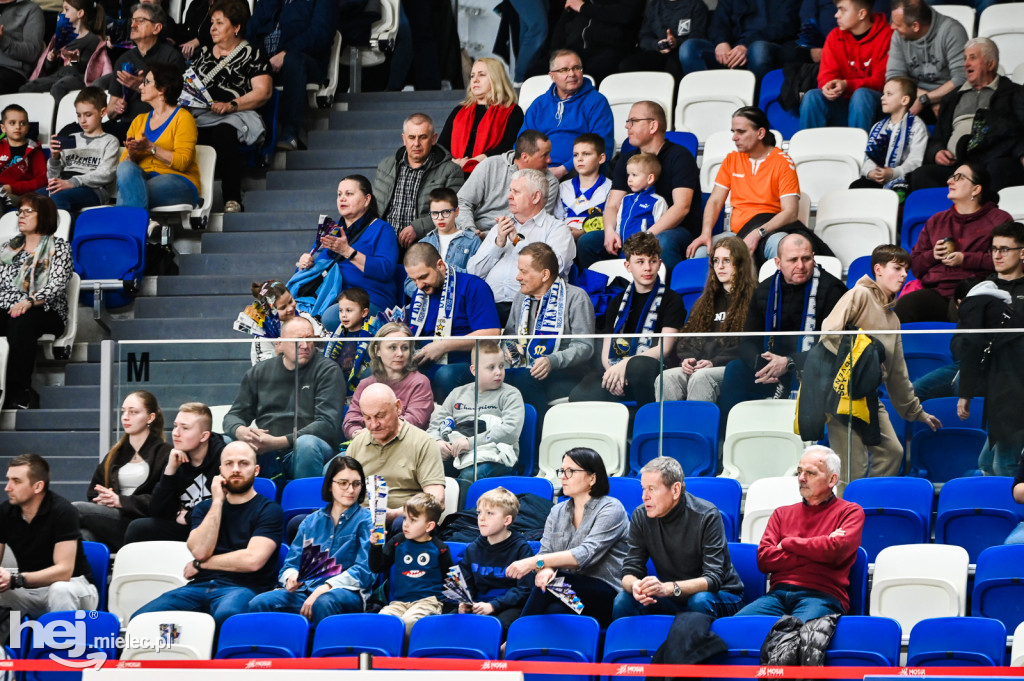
left=123, top=402, right=226, bottom=543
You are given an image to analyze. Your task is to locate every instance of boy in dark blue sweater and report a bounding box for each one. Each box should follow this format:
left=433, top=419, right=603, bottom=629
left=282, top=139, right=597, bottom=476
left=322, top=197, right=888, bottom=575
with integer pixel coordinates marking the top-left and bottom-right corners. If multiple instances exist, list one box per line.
left=458, top=487, right=534, bottom=633
left=369, top=492, right=451, bottom=634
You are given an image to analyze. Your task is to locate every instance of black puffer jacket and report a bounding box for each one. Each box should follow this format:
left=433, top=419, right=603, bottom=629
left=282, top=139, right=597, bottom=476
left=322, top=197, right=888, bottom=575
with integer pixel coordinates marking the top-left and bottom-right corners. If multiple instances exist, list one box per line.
left=760, top=614, right=841, bottom=666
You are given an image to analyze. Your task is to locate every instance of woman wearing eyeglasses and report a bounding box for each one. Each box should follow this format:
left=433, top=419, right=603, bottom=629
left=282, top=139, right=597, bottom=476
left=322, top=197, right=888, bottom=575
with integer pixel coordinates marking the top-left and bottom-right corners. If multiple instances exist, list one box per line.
left=895, top=161, right=1013, bottom=323
left=248, top=455, right=374, bottom=624
left=505, top=447, right=628, bottom=627
left=0, top=195, right=71, bottom=409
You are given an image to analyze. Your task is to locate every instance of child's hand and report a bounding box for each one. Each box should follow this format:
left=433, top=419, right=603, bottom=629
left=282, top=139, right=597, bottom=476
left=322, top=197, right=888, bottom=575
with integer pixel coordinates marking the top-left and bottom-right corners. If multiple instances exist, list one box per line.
left=48, top=178, right=72, bottom=194
left=48, top=135, right=62, bottom=154
left=471, top=602, right=495, bottom=615
left=458, top=603, right=472, bottom=614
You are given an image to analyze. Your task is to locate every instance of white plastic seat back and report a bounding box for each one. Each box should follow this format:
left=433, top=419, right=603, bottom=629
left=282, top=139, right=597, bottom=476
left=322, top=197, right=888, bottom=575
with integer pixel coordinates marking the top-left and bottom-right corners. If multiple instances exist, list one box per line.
left=979, top=3, right=1024, bottom=72
left=599, top=72, right=674, bottom=151
left=39, top=272, right=79, bottom=359
left=150, top=144, right=216, bottom=228
left=210, top=404, right=231, bottom=434
left=1013, top=62, right=1024, bottom=85
left=341, top=0, right=399, bottom=69
left=1012, top=621, right=1024, bottom=666
left=759, top=255, right=843, bottom=282
left=0, top=93, right=55, bottom=142
left=788, top=128, right=868, bottom=204
left=740, top=476, right=801, bottom=544
left=870, top=544, right=969, bottom=641
left=440, top=477, right=459, bottom=524
left=122, top=611, right=216, bottom=659
left=587, top=259, right=666, bottom=286
left=518, top=75, right=552, bottom=113
left=539, top=402, right=629, bottom=483
left=309, top=32, right=343, bottom=105
left=722, top=400, right=803, bottom=485
left=675, top=71, right=755, bottom=144
left=999, top=185, right=1024, bottom=221
left=0, top=338, right=8, bottom=406
left=933, top=5, right=977, bottom=37
left=699, top=128, right=787, bottom=193
left=813, top=189, right=899, bottom=274
left=109, top=541, right=193, bottom=625
left=0, top=211, right=70, bottom=244
left=55, top=89, right=81, bottom=134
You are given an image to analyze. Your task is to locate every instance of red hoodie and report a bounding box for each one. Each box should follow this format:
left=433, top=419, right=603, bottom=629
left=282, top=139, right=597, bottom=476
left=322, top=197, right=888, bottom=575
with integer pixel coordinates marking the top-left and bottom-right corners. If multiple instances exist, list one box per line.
left=0, top=138, right=46, bottom=195
left=818, top=13, right=893, bottom=96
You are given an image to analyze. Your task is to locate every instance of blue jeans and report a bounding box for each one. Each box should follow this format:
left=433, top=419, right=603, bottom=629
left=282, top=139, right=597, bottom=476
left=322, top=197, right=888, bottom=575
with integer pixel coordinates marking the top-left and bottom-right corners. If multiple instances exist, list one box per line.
left=509, top=0, right=548, bottom=81
left=991, top=430, right=1024, bottom=477
left=41, top=186, right=104, bottom=212
left=799, top=88, right=881, bottom=133
left=679, top=38, right=780, bottom=81
left=911, top=362, right=959, bottom=403
left=258, top=434, right=336, bottom=488
left=133, top=579, right=257, bottom=627
left=248, top=586, right=363, bottom=626
left=735, top=586, right=844, bottom=620
left=1005, top=521, right=1024, bottom=545
left=422, top=362, right=474, bottom=403
left=275, top=51, right=323, bottom=139
left=612, top=589, right=744, bottom=621
left=577, top=228, right=694, bottom=287
left=116, top=161, right=198, bottom=210
left=718, top=358, right=778, bottom=429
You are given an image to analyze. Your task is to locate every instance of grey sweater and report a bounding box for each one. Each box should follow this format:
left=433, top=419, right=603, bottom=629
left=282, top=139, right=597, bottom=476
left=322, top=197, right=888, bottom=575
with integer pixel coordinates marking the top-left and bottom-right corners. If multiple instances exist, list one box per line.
left=0, top=0, right=44, bottom=77
left=426, top=381, right=525, bottom=468
left=541, top=495, right=629, bottom=591
left=504, top=282, right=595, bottom=372
left=456, top=150, right=559, bottom=233
left=47, top=132, right=120, bottom=202
left=222, top=353, right=343, bottom=450
left=885, top=11, right=968, bottom=91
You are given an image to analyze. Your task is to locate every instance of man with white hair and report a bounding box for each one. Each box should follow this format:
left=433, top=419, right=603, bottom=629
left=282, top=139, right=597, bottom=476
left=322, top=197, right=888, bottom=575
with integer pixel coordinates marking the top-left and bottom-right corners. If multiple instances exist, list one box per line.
left=735, top=446, right=864, bottom=619
left=911, top=37, right=1024, bottom=191
left=468, top=168, right=576, bottom=323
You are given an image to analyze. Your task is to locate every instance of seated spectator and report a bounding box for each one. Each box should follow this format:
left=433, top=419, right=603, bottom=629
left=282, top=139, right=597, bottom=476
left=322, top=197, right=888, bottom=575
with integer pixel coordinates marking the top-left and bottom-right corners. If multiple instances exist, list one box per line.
left=247, top=279, right=326, bottom=365
left=0, top=195, right=71, bottom=410
left=45, top=87, right=119, bottom=212
left=247, top=0, right=337, bottom=151
left=619, top=0, right=708, bottom=80
left=404, top=188, right=481, bottom=300
left=506, top=447, right=628, bottom=628
left=0, top=0, right=44, bottom=94
left=347, top=383, right=445, bottom=523
left=679, top=0, right=799, bottom=81
left=115, top=62, right=201, bottom=212
left=554, top=133, right=611, bottom=242
left=519, top=50, right=614, bottom=180
left=185, top=0, right=272, bottom=213
left=0, top=105, right=47, bottom=209
left=613, top=457, right=744, bottom=620
left=0, top=454, right=99, bottom=621
left=222, top=316, right=343, bottom=486
left=502, top=243, right=594, bottom=422
left=123, top=402, right=227, bottom=543
left=780, top=0, right=888, bottom=66
left=324, top=287, right=373, bottom=401
left=248, top=456, right=373, bottom=624
left=580, top=101, right=701, bottom=280
left=656, top=235, right=756, bottom=402
left=896, top=162, right=1011, bottom=322
left=851, top=76, right=927, bottom=191
left=96, top=2, right=185, bottom=142
left=570, top=232, right=684, bottom=407
left=615, top=154, right=667, bottom=242
left=886, top=0, right=967, bottom=123
left=456, top=130, right=557, bottom=238
left=132, top=441, right=283, bottom=628
left=373, top=112, right=465, bottom=248
left=438, top=58, right=524, bottom=176
left=343, top=322, right=434, bottom=441
left=177, top=0, right=214, bottom=58
left=736, top=446, right=863, bottom=618
left=467, top=169, right=576, bottom=322
left=910, top=38, right=1024, bottom=192
left=799, top=0, right=892, bottom=133
left=404, top=242, right=501, bottom=400
left=20, top=0, right=107, bottom=102
left=288, top=175, right=399, bottom=323
left=548, top=0, right=644, bottom=84
left=73, top=390, right=171, bottom=551
left=426, top=340, right=525, bottom=481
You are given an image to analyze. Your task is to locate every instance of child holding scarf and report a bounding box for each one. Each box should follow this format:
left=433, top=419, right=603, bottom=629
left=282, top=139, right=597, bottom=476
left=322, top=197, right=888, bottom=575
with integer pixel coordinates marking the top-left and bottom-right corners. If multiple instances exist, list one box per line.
left=852, top=76, right=928, bottom=195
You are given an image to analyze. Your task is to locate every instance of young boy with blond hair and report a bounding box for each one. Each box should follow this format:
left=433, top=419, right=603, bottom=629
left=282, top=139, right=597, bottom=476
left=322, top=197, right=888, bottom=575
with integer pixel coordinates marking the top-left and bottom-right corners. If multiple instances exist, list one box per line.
left=855, top=76, right=928, bottom=193
left=616, top=152, right=667, bottom=244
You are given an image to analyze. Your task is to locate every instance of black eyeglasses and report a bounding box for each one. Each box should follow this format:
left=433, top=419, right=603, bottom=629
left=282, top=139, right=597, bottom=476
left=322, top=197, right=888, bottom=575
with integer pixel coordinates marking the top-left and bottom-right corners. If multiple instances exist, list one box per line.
left=130, top=17, right=153, bottom=24
left=624, top=118, right=655, bottom=127
left=950, top=172, right=977, bottom=184
left=429, top=208, right=454, bottom=219
left=15, top=208, right=36, bottom=216
left=556, top=467, right=586, bottom=479
left=990, top=246, right=1024, bottom=255
left=550, top=65, right=583, bottom=75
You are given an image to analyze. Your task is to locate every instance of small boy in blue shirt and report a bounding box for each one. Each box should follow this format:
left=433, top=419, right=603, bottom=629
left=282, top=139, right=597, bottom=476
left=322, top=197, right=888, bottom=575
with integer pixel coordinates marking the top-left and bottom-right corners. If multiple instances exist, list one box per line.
left=404, top=188, right=481, bottom=299
left=324, top=286, right=373, bottom=401
left=369, top=492, right=452, bottom=634
left=616, top=152, right=667, bottom=244
left=555, top=133, right=612, bottom=242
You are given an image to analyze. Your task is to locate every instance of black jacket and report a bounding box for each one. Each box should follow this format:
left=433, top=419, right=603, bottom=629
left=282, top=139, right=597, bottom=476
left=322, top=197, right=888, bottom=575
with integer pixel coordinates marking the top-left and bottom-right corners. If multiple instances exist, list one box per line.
left=708, top=0, right=800, bottom=46
left=147, top=432, right=226, bottom=523
left=86, top=433, right=172, bottom=519
left=637, top=0, right=708, bottom=51
left=551, top=0, right=645, bottom=52
left=927, top=76, right=1024, bottom=167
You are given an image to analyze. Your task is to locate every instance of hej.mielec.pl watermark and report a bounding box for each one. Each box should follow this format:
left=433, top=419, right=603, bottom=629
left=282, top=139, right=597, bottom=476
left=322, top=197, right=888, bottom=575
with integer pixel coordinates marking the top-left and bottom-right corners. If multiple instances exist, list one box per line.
left=9, top=611, right=176, bottom=669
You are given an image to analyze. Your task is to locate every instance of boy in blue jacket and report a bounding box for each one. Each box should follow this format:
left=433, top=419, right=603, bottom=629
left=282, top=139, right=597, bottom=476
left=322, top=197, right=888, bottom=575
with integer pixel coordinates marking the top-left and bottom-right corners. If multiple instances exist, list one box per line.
left=616, top=153, right=667, bottom=245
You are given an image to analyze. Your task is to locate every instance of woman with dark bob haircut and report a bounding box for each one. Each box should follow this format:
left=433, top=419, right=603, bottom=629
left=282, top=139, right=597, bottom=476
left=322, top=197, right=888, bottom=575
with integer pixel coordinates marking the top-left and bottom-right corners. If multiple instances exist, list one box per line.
left=505, top=447, right=628, bottom=627
left=248, top=456, right=374, bottom=622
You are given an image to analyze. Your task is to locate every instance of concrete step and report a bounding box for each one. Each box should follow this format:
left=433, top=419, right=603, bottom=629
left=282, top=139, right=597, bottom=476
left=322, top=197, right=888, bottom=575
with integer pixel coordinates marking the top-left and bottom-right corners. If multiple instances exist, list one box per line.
left=105, top=316, right=240, bottom=340
left=177, top=252, right=296, bottom=276
left=285, top=148, right=388, bottom=169
left=15, top=409, right=99, bottom=431
left=65, top=358, right=252, bottom=386
left=85, top=341, right=251, bottom=362
left=51, top=482, right=86, bottom=501
left=308, top=129, right=399, bottom=149
left=266, top=169, right=375, bottom=191
left=154, top=274, right=262, bottom=296
left=0, top=432, right=100, bottom=462
left=200, top=231, right=311, bottom=254
left=328, top=109, right=453, bottom=130
left=40, top=383, right=241, bottom=409
left=338, top=91, right=463, bottom=107
left=245, top=190, right=336, bottom=213
left=222, top=212, right=323, bottom=232
left=134, top=295, right=252, bottom=319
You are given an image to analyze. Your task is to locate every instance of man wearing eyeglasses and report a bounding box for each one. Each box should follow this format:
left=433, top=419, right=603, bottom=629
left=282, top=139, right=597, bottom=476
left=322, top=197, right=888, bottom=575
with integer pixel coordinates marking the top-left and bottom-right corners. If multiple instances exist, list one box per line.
left=519, top=50, right=614, bottom=180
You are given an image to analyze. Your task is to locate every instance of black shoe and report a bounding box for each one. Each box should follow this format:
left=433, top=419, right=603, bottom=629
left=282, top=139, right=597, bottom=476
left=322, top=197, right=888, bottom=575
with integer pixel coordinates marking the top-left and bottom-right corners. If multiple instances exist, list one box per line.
left=3, top=388, right=39, bottom=410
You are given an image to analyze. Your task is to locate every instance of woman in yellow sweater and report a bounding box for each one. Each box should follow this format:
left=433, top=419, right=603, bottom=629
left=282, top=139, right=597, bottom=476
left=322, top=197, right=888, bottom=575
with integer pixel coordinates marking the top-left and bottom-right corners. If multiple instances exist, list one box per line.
left=116, top=63, right=201, bottom=210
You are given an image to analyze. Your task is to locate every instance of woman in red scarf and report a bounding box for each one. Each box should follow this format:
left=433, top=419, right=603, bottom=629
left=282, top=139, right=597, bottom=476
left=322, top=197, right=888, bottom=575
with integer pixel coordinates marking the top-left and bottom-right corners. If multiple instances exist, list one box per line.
left=438, top=58, right=523, bottom=175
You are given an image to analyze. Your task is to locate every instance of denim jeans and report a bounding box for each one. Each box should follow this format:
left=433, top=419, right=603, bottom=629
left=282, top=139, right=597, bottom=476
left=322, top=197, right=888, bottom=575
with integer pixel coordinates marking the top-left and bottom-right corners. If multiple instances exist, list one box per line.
left=799, top=88, right=881, bottom=133
left=577, top=228, right=694, bottom=287
left=1005, top=521, right=1024, bottom=545
left=248, top=586, right=363, bottom=625
left=509, top=0, right=548, bottom=81
left=911, top=362, right=959, bottom=403
left=991, top=430, right=1024, bottom=477
left=132, top=579, right=258, bottom=627
left=735, top=585, right=844, bottom=619
left=679, top=38, right=780, bottom=81
left=275, top=51, right=323, bottom=140
left=115, top=161, right=199, bottom=209
left=422, top=362, right=474, bottom=403
left=42, top=185, right=104, bottom=212
left=612, top=589, right=744, bottom=621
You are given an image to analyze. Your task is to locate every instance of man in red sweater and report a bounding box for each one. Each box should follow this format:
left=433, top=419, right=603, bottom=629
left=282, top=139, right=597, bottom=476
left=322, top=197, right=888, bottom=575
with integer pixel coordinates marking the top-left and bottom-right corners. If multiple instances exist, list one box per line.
left=799, top=0, right=893, bottom=132
left=735, top=445, right=864, bottom=618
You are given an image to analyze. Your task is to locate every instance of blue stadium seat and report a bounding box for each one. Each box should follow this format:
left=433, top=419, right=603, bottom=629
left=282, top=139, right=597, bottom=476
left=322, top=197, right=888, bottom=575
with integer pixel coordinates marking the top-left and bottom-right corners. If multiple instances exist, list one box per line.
left=901, top=323, right=955, bottom=384
left=629, top=401, right=719, bottom=477
left=848, top=546, right=869, bottom=616
left=727, top=542, right=766, bottom=606
left=825, top=615, right=901, bottom=667
left=911, top=426, right=987, bottom=483
left=915, top=396, right=983, bottom=432
left=311, top=613, right=405, bottom=657
left=758, top=69, right=801, bottom=141
left=602, top=615, right=674, bottom=663
left=901, top=188, right=952, bottom=252
left=408, top=614, right=502, bottom=659
left=71, top=206, right=149, bottom=309
left=843, top=477, right=933, bottom=562
left=281, top=477, right=325, bottom=528
left=878, top=397, right=910, bottom=461
left=253, top=476, right=277, bottom=501
left=709, top=615, right=777, bottom=665
left=846, top=255, right=873, bottom=289
left=20, top=610, right=120, bottom=681
left=81, top=541, right=109, bottom=611
left=447, top=541, right=468, bottom=565
left=669, top=258, right=709, bottom=312
left=215, top=612, right=309, bottom=658
left=518, top=403, right=538, bottom=476
left=973, top=545, right=1024, bottom=632
left=687, top=477, right=742, bottom=542
left=464, top=476, right=554, bottom=509
left=906, top=617, right=1006, bottom=667
left=936, top=476, right=1021, bottom=562
left=505, top=614, right=600, bottom=681
left=608, top=477, right=642, bottom=513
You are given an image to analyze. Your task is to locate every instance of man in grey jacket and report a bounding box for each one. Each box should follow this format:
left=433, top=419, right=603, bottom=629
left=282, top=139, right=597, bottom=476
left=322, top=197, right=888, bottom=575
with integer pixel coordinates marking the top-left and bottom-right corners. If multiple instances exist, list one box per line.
left=0, top=0, right=44, bottom=94
left=222, top=317, right=342, bottom=487
left=373, top=112, right=465, bottom=248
